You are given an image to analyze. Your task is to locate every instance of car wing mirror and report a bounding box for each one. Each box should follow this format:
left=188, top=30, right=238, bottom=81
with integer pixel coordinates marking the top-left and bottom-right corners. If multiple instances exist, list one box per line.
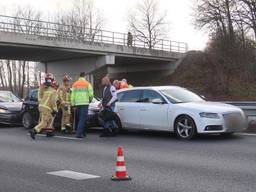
left=200, top=95, right=206, bottom=99
left=152, top=98, right=164, bottom=104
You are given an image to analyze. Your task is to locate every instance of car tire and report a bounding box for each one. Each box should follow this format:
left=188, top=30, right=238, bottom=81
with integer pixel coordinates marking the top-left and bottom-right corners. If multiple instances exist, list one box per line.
left=174, top=115, right=197, bottom=140
left=22, top=112, right=33, bottom=129
left=113, top=115, right=122, bottom=133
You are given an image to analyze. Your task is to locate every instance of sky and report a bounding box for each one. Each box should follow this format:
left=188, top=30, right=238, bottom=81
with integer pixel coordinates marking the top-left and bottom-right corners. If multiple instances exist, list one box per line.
left=0, top=0, right=209, bottom=50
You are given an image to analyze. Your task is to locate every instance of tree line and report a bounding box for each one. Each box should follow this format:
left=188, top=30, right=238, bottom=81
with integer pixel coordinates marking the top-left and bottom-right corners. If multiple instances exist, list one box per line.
left=194, top=0, right=256, bottom=98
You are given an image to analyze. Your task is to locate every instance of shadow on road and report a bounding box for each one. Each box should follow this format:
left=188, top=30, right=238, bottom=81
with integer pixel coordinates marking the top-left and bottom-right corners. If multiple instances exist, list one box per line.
left=89, top=128, right=245, bottom=142
left=0, top=124, right=22, bottom=129
left=0, top=125, right=246, bottom=142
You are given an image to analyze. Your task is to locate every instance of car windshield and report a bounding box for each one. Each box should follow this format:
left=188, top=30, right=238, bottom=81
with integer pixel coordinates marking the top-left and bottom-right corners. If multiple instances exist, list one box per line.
left=160, top=88, right=204, bottom=104
left=0, top=91, right=21, bottom=102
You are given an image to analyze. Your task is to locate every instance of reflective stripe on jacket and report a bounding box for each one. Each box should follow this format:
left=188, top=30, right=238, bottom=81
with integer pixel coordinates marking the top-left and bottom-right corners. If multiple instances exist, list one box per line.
left=38, top=86, right=58, bottom=112
left=38, top=84, right=45, bottom=102
left=57, top=86, right=71, bottom=105
left=71, top=77, right=94, bottom=106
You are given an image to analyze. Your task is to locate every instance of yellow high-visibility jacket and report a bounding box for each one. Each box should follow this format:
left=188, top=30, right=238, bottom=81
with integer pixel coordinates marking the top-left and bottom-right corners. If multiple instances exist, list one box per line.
left=71, top=77, right=94, bottom=106
left=38, top=86, right=58, bottom=112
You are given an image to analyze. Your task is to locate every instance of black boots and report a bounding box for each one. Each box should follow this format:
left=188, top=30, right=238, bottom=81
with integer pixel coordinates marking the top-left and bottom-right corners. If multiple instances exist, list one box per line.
left=29, top=129, right=37, bottom=140
left=46, top=132, right=55, bottom=137
left=100, top=128, right=115, bottom=137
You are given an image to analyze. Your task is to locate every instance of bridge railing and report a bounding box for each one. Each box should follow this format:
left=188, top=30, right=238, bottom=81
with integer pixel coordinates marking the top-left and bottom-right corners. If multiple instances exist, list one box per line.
left=0, top=15, right=188, bottom=53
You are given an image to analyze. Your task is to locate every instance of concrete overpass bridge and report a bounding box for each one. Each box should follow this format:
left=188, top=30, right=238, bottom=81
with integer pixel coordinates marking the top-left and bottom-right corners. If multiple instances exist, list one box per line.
left=0, top=15, right=187, bottom=94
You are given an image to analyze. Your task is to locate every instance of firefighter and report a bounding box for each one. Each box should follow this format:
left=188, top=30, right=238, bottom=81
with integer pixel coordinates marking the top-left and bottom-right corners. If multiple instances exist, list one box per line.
left=57, top=75, right=72, bottom=133
left=29, top=73, right=58, bottom=140
left=127, top=32, right=133, bottom=47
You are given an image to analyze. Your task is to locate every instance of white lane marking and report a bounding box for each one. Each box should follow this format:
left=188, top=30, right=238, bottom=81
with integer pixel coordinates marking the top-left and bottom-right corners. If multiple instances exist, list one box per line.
left=47, top=170, right=100, bottom=180
left=116, top=166, right=126, bottom=172
left=237, top=133, right=256, bottom=137
left=117, top=156, right=125, bottom=161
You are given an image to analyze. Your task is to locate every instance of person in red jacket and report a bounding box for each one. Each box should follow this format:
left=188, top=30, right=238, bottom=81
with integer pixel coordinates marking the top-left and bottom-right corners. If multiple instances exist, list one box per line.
left=120, top=79, right=129, bottom=89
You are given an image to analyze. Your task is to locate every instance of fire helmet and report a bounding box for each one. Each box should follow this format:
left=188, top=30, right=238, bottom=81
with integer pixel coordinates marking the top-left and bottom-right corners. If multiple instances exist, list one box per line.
left=63, top=74, right=72, bottom=82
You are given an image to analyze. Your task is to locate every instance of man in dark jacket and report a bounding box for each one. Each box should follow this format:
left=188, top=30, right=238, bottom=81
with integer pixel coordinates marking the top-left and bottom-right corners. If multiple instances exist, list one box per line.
left=99, top=76, right=118, bottom=137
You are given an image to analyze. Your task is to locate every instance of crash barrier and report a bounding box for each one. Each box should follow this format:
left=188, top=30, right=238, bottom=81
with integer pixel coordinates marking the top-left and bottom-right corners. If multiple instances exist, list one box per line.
left=0, top=15, right=188, bottom=53
left=224, top=102, right=256, bottom=123
left=111, top=146, right=131, bottom=181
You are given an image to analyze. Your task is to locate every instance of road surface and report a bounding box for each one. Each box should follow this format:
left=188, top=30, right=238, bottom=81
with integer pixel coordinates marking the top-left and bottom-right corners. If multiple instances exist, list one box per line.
left=0, top=127, right=255, bottom=192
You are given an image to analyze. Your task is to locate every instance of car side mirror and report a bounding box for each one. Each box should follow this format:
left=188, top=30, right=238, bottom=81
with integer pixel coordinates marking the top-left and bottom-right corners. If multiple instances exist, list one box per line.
left=152, top=98, right=164, bottom=104
left=200, top=95, right=206, bottom=99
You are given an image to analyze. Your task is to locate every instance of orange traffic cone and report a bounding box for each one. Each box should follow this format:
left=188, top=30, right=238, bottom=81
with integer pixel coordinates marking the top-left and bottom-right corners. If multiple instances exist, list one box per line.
left=111, top=146, right=132, bottom=181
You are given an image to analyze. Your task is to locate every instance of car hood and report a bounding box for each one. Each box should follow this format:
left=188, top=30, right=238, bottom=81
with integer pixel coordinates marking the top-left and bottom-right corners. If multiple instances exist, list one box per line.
left=176, top=101, right=242, bottom=113
left=89, top=101, right=100, bottom=111
left=0, top=102, right=23, bottom=112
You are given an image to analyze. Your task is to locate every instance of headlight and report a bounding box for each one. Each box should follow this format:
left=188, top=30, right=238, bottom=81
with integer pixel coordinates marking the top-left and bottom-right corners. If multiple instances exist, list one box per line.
left=0, top=108, right=8, bottom=113
left=199, top=112, right=220, bottom=119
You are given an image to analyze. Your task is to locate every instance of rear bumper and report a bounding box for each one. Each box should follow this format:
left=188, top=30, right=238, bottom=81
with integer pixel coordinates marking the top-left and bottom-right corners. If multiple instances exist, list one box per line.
left=0, top=112, right=21, bottom=125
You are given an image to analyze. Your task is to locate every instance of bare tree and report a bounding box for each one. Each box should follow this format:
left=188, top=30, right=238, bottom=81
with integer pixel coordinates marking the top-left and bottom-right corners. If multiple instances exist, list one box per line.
left=234, top=0, right=256, bottom=40
left=195, top=0, right=237, bottom=39
left=128, top=0, right=168, bottom=49
left=55, top=0, right=104, bottom=42
left=12, top=6, right=43, bottom=35
left=195, top=0, right=256, bottom=96
left=0, top=6, right=42, bottom=97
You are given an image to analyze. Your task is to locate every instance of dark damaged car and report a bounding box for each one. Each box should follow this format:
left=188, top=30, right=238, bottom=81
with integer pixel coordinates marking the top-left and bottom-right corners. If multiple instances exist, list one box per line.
left=0, top=91, right=22, bottom=125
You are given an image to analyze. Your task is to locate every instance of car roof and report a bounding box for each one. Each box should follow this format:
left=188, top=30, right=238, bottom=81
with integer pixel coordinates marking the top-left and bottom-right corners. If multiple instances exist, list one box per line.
left=117, top=86, right=184, bottom=93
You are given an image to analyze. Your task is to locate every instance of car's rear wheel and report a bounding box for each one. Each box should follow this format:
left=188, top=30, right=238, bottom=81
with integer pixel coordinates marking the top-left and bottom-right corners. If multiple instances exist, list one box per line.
left=22, top=112, right=33, bottom=129
left=174, top=115, right=197, bottom=140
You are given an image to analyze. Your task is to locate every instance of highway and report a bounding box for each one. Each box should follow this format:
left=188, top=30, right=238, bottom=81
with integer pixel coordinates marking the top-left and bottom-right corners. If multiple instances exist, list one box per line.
left=0, top=127, right=255, bottom=192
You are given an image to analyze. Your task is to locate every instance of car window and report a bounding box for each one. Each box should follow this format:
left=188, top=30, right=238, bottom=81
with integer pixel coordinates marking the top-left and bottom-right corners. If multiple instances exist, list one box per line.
left=31, top=90, right=38, bottom=99
left=11, top=93, right=21, bottom=102
left=119, top=90, right=142, bottom=102
left=117, top=92, right=125, bottom=101
left=160, top=88, right=203, bottom=103
left=142, top=90, right=165, bottom=103
left=0, top=91, right=21, bottom=102
left=0, top=91, right=13, bottom=102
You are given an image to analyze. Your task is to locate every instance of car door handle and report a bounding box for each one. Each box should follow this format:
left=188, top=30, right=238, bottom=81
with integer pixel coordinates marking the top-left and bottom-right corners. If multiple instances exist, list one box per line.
left=140, top=109, right=147, bottom=111
left=119, top=108, right=125, bottom=111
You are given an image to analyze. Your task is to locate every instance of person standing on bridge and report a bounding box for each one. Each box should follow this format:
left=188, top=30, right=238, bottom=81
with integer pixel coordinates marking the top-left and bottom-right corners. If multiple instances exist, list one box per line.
left=29, top=73, right=58, bottom=140
left=71, top=72, right=94, bottom=138
left=57, top=74, right=72, bottom=133
left=127, top=32, right=133, bottom=47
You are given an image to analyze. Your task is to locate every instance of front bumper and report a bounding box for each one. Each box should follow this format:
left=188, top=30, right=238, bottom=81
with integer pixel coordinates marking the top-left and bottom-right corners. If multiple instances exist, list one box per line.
left=196, top=113, right=247, bottom=134
left=0, top=112, right=21, bottom=125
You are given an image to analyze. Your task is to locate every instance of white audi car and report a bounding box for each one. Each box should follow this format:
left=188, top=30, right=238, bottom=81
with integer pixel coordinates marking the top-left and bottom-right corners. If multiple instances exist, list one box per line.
left=115, top=86, right=246, bottom=139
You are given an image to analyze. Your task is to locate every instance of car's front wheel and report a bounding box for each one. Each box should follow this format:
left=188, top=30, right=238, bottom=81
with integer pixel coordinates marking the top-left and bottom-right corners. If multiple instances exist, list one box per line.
left=22, top=112, right=33, bottom=129
left=174, top=115, right=197, bottom=139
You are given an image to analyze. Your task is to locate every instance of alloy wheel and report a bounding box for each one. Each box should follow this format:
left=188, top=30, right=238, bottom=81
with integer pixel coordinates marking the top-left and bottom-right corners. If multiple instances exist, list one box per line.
left=175, top=116, right=197, bottom=139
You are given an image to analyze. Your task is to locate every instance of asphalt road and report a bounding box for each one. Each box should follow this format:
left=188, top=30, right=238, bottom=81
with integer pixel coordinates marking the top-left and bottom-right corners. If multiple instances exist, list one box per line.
left=0, top=127, right=256, bottom=192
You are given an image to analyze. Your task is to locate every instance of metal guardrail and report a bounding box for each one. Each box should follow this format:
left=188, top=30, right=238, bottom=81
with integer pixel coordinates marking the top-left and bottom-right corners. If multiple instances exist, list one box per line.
left=224, top=102, right=256, bottom=120
left=0, top=15, right=188, bottom=53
